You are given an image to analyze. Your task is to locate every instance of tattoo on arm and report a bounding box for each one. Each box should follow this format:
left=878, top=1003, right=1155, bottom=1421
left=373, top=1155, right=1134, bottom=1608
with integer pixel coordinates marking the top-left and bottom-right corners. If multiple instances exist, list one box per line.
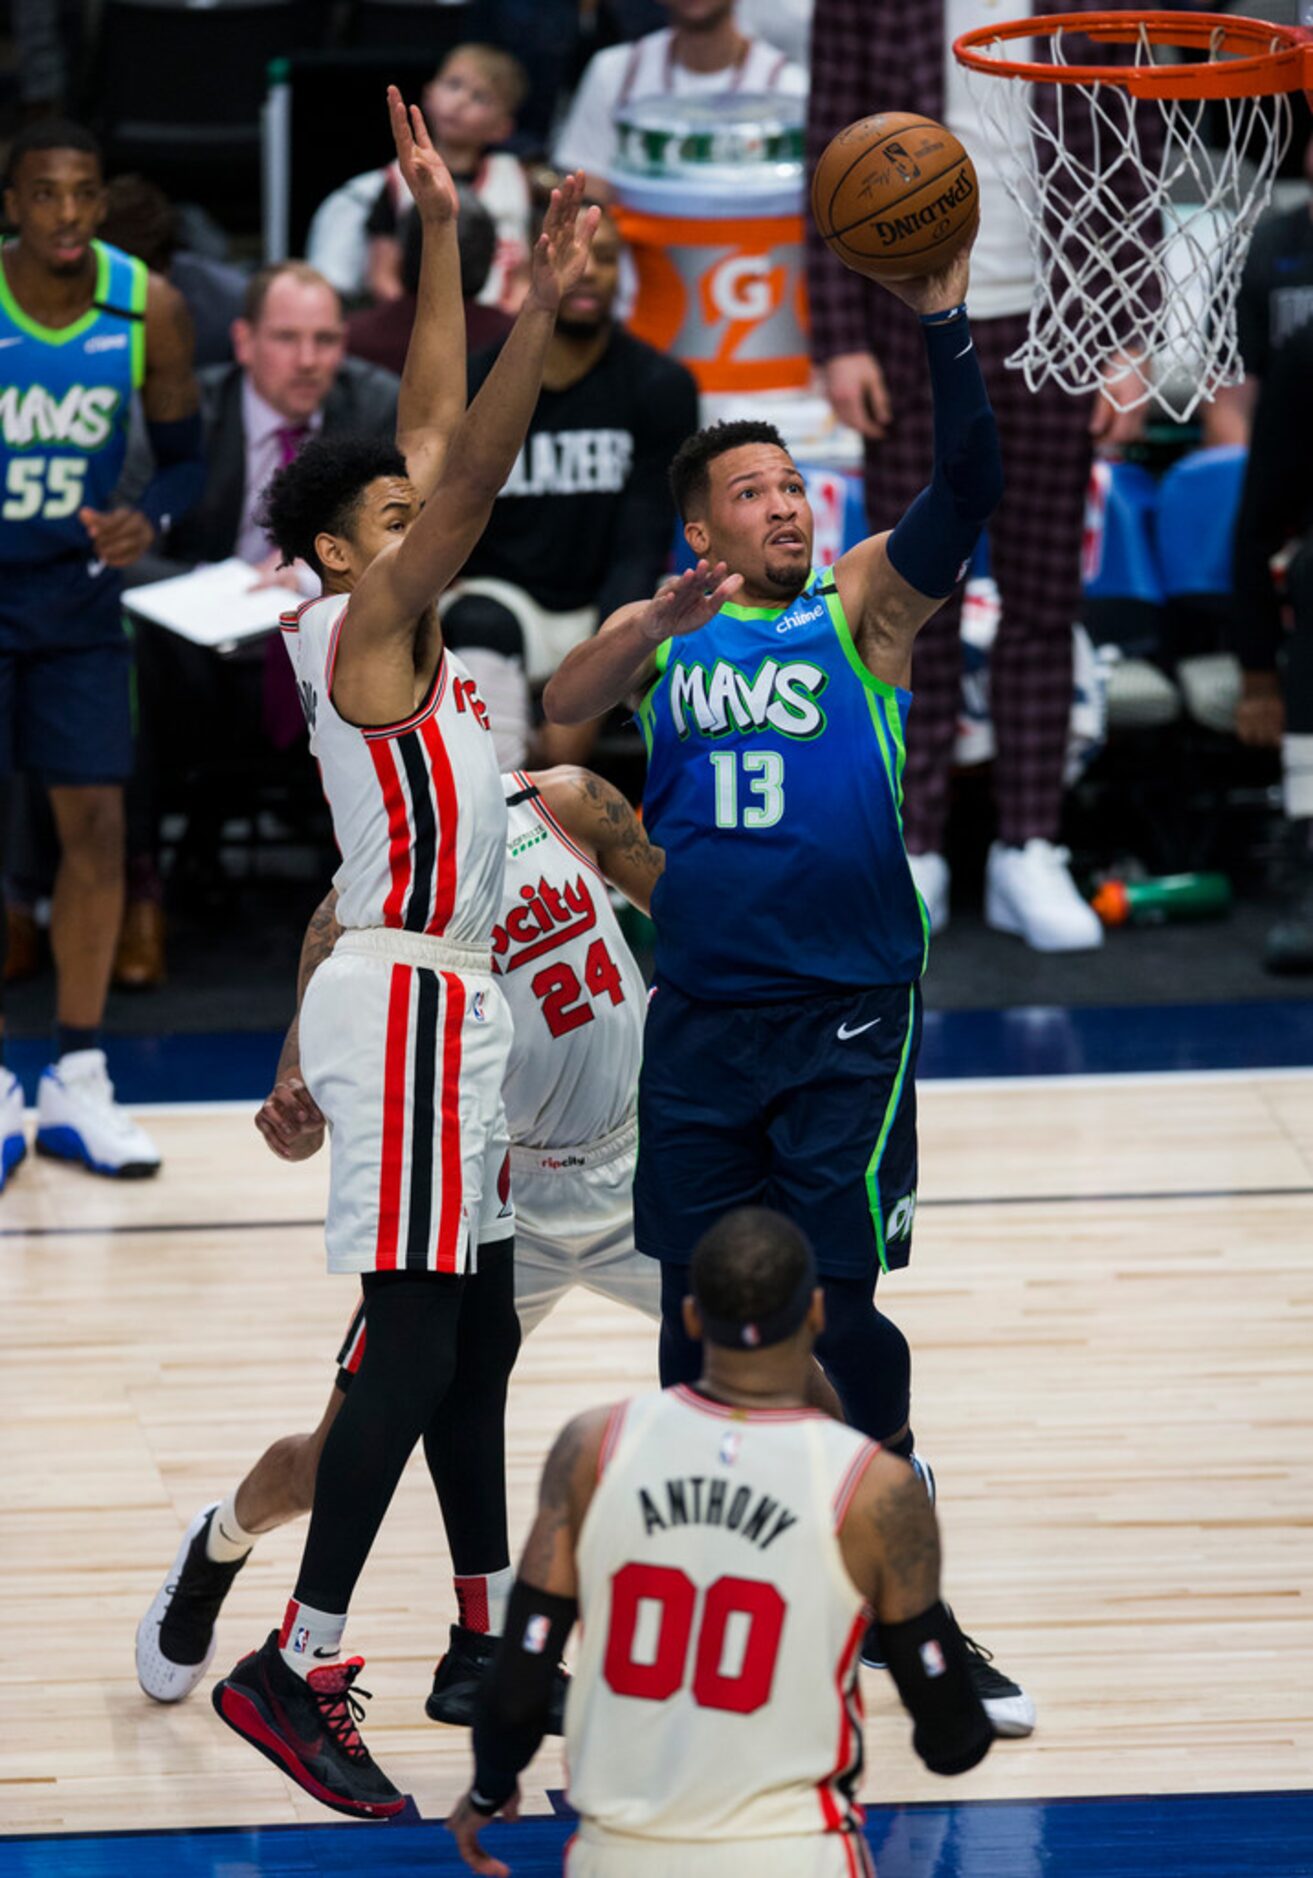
left=871, top=1465, right=941, bottom=1614
left=573, top=772, right=664, bottom=896
left=297, top=891, right=342, bottom=1007
left=519, top=1414, right=589, bottom=1590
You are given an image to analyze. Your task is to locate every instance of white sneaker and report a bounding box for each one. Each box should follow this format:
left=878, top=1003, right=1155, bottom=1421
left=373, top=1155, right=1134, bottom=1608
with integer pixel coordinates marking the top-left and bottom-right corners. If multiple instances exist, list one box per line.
left=908, top=850, right=950, bottom=933
left=985, top=840, right=1103, bottom=953
left=0, top=1068, right=26, bottom=1190
left=137, top=1503, right=248, bottom=1702
left=35, top=1049, right=161, bottom=1178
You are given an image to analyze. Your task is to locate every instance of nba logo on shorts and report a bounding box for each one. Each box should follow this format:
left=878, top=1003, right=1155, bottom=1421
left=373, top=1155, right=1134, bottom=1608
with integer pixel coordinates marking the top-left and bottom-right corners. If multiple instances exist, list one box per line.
left=292, top=1625, right=310, bottom=1656
left=472, top=990, right=488, bottom=1023
left=523, top=1614, right=550, bottom=1655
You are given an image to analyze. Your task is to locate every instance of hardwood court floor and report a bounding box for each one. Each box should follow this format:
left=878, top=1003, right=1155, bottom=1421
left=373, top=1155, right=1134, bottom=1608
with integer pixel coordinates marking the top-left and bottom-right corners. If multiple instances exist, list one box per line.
left=1, top=1071, right=1310, bottom=1834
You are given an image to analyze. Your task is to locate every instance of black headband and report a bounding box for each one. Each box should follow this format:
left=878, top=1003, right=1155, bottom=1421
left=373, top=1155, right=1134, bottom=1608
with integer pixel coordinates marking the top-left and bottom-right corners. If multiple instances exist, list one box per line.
left=697, top=1257, right=817, bottom=1352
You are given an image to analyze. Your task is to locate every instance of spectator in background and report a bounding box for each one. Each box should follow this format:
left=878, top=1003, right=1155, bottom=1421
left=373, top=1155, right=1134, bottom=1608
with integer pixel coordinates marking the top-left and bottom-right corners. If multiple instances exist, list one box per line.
left=1232, top=318, right=1313, bottom=973
left=113, top=263, right=399, bottom=988
left=307, top=45, right=531, bottom=314
left=346, top=188, right=513, bottom=377
left=807, top=0, right=1155, bottom=954
left=99, top=173, right=247, bottom=369
left=443, top=201, right=698, bottom=768
left=1206, top=122, right=1313, bottom=449
left=555, top=0, right=806, bottom=200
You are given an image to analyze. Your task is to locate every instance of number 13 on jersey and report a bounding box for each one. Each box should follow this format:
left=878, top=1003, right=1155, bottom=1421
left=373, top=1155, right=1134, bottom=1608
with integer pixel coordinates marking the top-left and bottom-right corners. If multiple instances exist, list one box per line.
left=711, top=750, right=785, bottom=829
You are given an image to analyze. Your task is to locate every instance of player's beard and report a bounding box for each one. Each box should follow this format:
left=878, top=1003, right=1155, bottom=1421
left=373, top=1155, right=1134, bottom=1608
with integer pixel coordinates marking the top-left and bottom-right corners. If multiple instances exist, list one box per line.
left=761, top=554, right=809, bottom=596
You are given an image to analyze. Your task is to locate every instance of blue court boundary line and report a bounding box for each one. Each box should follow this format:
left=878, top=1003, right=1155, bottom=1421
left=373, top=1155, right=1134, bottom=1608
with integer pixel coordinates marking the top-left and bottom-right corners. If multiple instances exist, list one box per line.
left=4, top=1183, right=1311, bottom=1242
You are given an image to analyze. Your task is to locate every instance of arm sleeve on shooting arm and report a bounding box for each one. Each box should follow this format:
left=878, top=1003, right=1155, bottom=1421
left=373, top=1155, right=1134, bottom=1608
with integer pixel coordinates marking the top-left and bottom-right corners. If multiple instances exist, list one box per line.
left=469, top=1580, right=578, bottom=1813
left=881, top=1599, right=994, bottom=1776
left=885, top=308, right=1004, bottom=600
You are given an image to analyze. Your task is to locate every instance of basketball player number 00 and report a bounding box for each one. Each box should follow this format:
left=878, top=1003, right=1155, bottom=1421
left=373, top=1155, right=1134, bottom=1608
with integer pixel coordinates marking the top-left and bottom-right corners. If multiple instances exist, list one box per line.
left=711, top=751, right=785, bottom=830
left=603, top=1561, right=787, bottom=1715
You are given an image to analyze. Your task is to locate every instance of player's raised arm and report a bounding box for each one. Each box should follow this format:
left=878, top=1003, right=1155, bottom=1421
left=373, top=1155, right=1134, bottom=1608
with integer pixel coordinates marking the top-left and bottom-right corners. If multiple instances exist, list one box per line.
left=537, top=766, right=665, bottom=916
left=448, top=1406, right=610, bottom=1875
left=833, top=237, right=1004, bottom=692
left=347, top=176, right=600, bottom=642
left=386, top=86, right=465, bottom=499
left=543, top=559, right=744, bottom=725
left=839, top=1449, right=994, bottom=1777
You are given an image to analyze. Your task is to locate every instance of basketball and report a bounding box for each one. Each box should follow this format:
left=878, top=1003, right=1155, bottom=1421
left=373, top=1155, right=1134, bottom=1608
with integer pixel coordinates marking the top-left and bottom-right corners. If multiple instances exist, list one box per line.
left=810, top=112, right=979, bottom=282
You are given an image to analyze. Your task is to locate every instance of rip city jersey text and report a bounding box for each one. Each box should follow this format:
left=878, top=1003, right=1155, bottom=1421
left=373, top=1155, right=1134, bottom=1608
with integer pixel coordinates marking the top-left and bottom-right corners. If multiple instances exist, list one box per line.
left=638, top=570, right=928, bottom=1001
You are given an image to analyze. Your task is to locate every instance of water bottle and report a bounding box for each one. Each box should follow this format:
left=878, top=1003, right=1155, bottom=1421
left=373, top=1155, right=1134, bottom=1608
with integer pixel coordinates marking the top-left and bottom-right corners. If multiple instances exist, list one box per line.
left=1090, top=872, right=1232, bottom=927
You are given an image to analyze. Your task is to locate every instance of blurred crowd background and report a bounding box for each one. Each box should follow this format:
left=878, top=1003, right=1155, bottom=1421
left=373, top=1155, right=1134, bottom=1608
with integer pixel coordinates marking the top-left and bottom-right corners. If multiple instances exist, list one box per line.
left=2, top=0, right=1312, bottom=1026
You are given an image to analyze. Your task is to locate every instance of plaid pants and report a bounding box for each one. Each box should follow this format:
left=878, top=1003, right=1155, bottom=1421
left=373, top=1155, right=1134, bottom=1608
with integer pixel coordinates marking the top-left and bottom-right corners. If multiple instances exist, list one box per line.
left=863, top=313, right=1094, bottom=853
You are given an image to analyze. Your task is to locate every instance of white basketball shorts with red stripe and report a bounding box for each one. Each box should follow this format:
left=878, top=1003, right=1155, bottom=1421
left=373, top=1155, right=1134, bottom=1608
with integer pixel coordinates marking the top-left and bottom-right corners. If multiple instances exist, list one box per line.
left=300, top=927, right=514, bottom=1276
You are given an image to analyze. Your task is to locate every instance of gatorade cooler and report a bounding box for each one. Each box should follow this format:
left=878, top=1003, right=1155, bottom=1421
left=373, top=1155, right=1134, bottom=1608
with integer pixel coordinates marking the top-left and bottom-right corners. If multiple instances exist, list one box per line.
left=611, top=94, right=809, bottom=394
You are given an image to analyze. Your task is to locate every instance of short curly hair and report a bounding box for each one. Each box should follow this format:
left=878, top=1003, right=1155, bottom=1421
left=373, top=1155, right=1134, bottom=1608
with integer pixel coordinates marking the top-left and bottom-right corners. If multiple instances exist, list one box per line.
left=259, top=433, right=409, bottom=578
left=668, top=419, right=791, bottom=521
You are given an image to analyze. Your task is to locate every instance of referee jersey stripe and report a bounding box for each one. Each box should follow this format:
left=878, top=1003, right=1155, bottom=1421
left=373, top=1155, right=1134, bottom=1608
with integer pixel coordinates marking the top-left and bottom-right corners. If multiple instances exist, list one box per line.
left=405, top=968, right=440, bottom=1269
left=436, top=971, right=466, bottom=1272
left=420, top=710, right=459, bottom=935
left=376, top=963, right=412, bottom=1269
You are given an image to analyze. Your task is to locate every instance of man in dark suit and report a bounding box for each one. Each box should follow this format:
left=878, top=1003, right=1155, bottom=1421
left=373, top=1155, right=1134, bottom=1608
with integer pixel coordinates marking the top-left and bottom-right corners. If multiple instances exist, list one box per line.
left=117, top=263, right=400, bottom=983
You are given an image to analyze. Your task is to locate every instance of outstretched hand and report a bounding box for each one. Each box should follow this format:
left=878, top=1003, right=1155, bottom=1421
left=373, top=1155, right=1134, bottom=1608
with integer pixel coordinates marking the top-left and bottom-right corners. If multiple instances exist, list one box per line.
left=387, top=83, right=459, bottom=224
left=877, top=233, right=974, bottom=319
left=638, top=560, right=744, bottom=645
left=528, top=172, right=602, bottom=313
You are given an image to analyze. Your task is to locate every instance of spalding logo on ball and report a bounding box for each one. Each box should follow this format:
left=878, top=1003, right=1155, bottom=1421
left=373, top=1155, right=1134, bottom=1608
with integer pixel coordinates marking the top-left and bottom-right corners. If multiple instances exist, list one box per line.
left=811, top=111, right=979, bottom=282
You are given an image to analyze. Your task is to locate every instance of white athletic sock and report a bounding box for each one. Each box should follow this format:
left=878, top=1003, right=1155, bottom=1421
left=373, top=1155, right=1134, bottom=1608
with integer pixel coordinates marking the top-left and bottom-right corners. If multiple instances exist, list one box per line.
left=454, top=1566, right=515, bottom=1637
left=206, top=1491, right=257, bottom=1564
left=278, top=1597, right=347, bottom=1678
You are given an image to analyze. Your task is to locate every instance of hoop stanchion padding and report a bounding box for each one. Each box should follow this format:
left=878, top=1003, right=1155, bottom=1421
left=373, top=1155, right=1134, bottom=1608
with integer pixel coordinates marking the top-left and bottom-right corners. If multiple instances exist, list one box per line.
left=953, top=12, right=1313, bottom=420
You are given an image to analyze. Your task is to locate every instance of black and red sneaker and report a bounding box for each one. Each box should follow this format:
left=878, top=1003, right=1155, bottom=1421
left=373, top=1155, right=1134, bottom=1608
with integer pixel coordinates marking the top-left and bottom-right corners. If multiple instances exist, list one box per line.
left=425, top=1621, right=570, bottom=1732
left=211, top=1632, right=404, bottom=1820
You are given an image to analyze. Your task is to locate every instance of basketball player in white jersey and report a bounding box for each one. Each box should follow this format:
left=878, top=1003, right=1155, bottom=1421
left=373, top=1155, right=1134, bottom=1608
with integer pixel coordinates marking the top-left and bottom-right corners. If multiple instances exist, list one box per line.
left=449, top=1206, right=993, bottom=1878
left=136, top=766, right=662, bottom=1728
left=197, top=93, right=600, bottom=1819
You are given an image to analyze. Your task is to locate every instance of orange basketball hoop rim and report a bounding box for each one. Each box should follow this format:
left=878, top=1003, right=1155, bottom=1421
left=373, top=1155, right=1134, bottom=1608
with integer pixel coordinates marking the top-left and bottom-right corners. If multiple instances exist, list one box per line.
left=954, top=10, right=1313, bottom=101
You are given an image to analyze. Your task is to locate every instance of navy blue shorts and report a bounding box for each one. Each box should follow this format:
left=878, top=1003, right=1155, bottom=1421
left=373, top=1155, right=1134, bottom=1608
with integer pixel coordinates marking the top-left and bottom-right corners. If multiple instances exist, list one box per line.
left=0, top=562, right=133, bottom=783
left=635, top=979, right=921, bottom=1280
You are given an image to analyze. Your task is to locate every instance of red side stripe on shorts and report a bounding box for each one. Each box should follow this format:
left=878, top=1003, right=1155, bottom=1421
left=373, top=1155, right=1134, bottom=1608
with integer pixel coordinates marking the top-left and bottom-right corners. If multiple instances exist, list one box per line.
left=369, top=739, right=413, bottom=928
left=419, top=710, right=459, bottom=935
left=376, top=964, right=412, bottom=1270
left=435, top=972, right=466, bottom=1272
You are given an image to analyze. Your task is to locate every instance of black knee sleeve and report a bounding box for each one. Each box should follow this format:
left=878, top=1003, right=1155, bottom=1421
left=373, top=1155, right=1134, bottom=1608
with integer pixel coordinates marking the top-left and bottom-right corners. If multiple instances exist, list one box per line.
left=814, top=1274, right=912, bottom=1444
left=658, top=1260, right=701, bottom=1388
left=294, top=1271, right=464, bottom=1611
left=443, top=595, right=526, bottom=663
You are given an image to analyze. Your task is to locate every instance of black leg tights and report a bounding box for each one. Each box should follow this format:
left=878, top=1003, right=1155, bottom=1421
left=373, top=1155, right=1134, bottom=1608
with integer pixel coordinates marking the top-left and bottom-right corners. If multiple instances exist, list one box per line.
left=658, top=1260, right=913, bottom=1447
left=293, top=1250, right=518, bottom=1612
left=426, top=1240, right=520, bottom=1575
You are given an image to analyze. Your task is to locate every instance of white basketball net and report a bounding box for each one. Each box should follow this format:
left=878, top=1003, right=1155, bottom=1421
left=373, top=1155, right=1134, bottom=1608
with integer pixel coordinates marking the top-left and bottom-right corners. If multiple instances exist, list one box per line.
left=961, top=22, right=1294, bottom=420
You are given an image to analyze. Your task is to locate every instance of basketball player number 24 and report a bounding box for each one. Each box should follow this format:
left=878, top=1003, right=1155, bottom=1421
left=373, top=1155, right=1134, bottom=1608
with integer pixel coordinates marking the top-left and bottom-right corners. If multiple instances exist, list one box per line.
left=604, top=1562, right=786, bottom=1714
left=711, top=751, right=784, bottom=829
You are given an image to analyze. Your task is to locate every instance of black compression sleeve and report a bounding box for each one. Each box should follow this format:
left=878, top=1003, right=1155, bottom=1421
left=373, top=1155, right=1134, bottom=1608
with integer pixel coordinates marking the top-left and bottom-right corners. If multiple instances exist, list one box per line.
left=881, top=1600, right=994, bottom=1776
left=470, top=1579, right=578, bottom=1810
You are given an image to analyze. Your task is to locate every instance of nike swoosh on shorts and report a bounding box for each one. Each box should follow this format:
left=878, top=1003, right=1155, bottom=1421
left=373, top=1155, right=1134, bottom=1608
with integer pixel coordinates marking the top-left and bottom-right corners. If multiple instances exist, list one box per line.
left=836, top=1018, right=881, bottom=1040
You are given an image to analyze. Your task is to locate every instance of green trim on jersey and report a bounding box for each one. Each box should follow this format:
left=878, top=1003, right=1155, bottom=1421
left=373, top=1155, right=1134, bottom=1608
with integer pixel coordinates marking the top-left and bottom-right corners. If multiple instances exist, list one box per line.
left=0, top=238, right=111, bottom=345
left=127, top=249, right=149, bottom=389
left=822, top=575, right=901, bottom=702
left=865, top=983, right=918, bottom=1273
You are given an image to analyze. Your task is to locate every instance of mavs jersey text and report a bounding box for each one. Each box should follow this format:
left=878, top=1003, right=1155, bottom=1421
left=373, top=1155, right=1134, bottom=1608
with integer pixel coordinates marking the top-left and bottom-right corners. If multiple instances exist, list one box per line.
left=639, top=568, right=928, bottom=1002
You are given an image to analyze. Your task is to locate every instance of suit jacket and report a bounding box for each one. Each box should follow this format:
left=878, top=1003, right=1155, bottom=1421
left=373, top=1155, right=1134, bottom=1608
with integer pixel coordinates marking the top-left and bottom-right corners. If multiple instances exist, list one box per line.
left=121, top=355, right=401, bottom=579
left=805, top=0, right=1164, bottom=376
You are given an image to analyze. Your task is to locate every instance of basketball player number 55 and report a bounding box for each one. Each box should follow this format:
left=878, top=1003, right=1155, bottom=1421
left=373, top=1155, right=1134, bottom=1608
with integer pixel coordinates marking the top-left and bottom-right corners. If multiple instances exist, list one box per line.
left=711, top=751, right=785, bottom=830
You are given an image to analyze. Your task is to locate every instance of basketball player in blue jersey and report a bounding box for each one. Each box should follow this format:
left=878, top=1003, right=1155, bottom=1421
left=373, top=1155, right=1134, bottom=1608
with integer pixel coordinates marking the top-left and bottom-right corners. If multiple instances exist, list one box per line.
left=546, top=226, right=1035, bottom=1734
left=0, top=119, right=203, bottom=1182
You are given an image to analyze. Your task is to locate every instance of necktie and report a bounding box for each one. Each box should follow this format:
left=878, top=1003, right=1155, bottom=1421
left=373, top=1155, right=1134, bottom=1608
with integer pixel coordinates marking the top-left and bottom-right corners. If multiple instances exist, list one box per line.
left=275, top=422, right=309, bottom=466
